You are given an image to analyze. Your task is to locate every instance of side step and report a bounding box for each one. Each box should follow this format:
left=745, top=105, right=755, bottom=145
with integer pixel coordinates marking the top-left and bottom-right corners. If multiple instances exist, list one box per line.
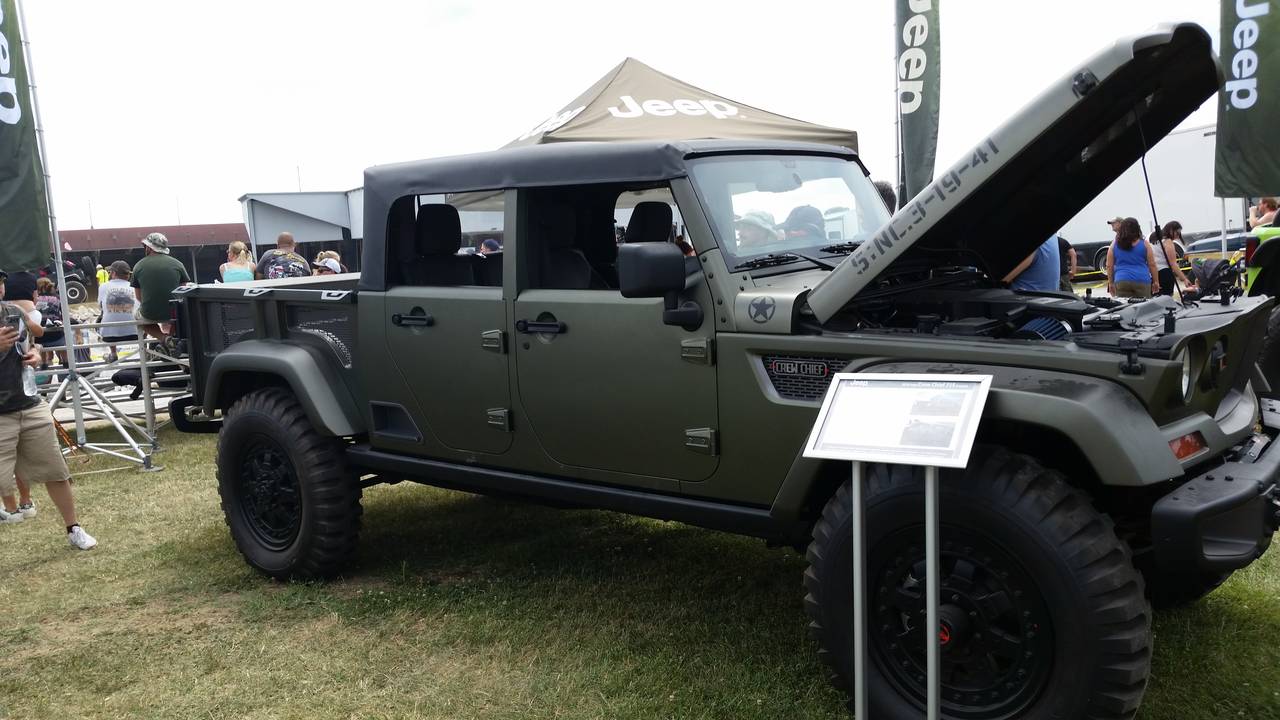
left=346, top=444, right=780, bottom=539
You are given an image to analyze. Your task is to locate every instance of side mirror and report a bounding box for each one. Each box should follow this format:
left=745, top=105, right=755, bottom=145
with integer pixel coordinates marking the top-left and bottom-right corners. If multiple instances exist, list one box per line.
left=617, top=242, right=703, bottom=330
left=618, top=242, right=686, bottom=298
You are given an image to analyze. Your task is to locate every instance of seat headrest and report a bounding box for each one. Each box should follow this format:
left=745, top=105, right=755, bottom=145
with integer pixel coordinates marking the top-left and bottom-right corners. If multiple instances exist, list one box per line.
left=416, top=204, right=462, bottom=256
left=625, top=202, right=673, bottom=243
left=541, top=205, right=578, bottom=250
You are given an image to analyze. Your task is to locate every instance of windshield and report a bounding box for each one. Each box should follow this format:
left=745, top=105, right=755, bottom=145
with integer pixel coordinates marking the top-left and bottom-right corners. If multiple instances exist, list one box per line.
left=688, top=155, right=890, bottom=270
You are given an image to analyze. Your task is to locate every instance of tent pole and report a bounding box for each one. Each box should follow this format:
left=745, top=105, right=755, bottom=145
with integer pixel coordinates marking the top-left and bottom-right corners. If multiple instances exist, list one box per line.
left=16, top=0, right=86, bottom=443
left=1221, top=198, right=1228, bottom=259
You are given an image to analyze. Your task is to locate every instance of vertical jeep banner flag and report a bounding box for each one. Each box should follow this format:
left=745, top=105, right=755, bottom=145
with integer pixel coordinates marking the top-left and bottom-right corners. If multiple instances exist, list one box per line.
left=896, top=0, right=941, bottom=208
left=0, top=0, right=51, bottom=273
left=1215, top=0, right=1280, bottom=197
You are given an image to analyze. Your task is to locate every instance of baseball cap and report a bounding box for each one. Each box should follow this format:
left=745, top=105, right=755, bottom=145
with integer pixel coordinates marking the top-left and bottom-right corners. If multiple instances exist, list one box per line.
left=1106, top=216, right=1124, bottom=225
left=142, top=232, right=171, bottom=254
left=109, top=260, right=132, bottom=276
left=314, top=258, right=342, bottom=273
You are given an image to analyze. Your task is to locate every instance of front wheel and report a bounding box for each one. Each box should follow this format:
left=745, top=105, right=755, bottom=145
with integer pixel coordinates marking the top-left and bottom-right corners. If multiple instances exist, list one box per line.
left=217, top=387, right=361, bottom=580
left=804, top=447, right=1151, bottom=719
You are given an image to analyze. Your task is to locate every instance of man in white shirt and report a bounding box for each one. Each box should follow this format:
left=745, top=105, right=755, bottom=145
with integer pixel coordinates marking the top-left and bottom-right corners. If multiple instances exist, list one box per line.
left=98, top=261, right=139, bottom=363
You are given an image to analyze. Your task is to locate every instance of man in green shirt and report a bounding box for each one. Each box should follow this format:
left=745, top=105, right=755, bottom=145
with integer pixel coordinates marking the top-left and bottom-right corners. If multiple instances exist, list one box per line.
left=130, top=233, right=190, bottom=341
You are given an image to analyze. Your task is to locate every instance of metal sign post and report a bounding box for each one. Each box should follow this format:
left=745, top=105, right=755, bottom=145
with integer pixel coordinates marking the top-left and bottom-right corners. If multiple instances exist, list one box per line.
left=805, top=374, right=992, bottom=720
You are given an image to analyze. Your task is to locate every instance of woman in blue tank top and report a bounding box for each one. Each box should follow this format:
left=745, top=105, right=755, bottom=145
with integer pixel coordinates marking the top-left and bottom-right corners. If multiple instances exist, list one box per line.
left=1106, top=217, right=1159, bottom=298
left=220, top=241, right=256, bottom=283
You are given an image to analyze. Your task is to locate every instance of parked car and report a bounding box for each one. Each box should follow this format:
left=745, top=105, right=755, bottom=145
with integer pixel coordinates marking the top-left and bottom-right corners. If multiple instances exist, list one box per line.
left=1184, top=233, right=1249, bottom=262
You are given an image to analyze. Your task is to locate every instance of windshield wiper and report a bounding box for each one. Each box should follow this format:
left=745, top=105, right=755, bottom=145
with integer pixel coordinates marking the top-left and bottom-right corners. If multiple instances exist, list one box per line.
left=733, top=253, right=805, bottom=271
left=819, top=241, right=861, bottom=255
left=791, top=251, right=838, bottom=270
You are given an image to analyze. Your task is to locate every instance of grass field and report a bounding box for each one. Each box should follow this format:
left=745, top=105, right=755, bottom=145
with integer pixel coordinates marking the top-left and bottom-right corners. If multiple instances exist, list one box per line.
left=0, top=427, right=1276, bottom=719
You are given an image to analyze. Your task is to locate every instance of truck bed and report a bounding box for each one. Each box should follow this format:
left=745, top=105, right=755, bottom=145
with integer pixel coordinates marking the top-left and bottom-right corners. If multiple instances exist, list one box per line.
left=175, top=274, right=360, bottom=412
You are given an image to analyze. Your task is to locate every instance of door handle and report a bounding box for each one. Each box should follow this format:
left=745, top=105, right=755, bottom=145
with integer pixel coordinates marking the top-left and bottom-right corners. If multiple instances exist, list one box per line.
left=515, top=319, right=566, bottom=334
left=392, top=312, right=434, bottom=327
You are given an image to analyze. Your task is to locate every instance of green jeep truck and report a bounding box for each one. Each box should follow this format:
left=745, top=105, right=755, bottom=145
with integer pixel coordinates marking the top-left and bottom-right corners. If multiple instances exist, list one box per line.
left=172, top=24, right=1279, bottom=720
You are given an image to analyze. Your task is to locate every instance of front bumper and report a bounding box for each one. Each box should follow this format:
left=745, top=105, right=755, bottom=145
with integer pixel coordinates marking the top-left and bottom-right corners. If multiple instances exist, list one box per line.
left=1151, top=429, right=1280, bottom=574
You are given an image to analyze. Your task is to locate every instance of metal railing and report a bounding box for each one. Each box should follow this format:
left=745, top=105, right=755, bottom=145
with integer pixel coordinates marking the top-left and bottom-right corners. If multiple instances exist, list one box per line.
left=37, top=317, right=190, bottom=471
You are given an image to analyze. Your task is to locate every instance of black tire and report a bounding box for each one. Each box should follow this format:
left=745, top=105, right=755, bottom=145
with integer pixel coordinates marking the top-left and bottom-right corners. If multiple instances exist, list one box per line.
left=1258, top=306, right=1280, bottom=394
left=1142, top=567, right=1232, bottom=609
left=1094, top=247, right=1108, bottom=272
left=64, top=280, right=87, bottom=304
left=804, top=446, right=1151, bottom=720
left=217, top=387, right=361, bottom=580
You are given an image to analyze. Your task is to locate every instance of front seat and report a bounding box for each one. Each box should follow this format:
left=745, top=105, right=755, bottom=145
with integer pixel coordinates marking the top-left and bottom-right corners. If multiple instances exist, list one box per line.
left=540, top=205, right=599, bottom=289
left=625, top=202, right=673, bottom=243
left=408, top=204, right=475, bottom=286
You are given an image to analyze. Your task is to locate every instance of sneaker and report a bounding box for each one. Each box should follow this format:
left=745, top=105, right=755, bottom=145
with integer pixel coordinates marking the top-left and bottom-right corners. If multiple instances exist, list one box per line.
left=67, top=526, right=97, bottom=550
left=0, top=508, right=24, bottom=524
left=18, top=501, right=36, bottom=519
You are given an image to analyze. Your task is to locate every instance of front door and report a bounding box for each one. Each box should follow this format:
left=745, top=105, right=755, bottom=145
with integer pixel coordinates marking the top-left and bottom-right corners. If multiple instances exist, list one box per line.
left=511, top=185, right=718, bottom=484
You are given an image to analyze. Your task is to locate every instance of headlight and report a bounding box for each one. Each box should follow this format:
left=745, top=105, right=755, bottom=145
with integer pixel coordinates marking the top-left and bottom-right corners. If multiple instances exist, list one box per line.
left=1175, top=347, right=1193, bottom=400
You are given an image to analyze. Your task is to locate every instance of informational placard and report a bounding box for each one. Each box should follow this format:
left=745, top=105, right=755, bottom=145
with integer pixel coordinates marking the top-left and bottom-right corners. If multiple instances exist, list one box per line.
left=804, top=373, right=991, bottom=468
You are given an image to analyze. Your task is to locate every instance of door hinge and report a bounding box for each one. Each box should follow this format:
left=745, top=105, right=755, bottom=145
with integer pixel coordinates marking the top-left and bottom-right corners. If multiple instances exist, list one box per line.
left=684, top=428, right=718, bottom=456
left=486, top=408, right=512, bottom=431
left=680, top=338, right=715, bottom=365
left=481, top=329, right=506, bottom=353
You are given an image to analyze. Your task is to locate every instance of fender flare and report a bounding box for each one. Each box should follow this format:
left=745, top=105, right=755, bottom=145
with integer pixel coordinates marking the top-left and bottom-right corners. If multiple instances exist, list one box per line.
left=769, top=361, right=1184, bottom=524
left=204, top=340, right=364, bottom=437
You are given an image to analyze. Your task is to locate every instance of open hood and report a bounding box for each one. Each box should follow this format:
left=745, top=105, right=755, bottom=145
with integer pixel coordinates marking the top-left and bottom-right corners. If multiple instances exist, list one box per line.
left=807, top=23, right=1220, bottom=323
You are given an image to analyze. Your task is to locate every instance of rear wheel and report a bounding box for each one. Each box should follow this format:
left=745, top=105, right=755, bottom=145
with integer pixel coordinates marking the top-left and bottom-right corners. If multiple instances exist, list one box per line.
left=804, top=446, right=1151, bottom=719
left=217, top=387, right=361, bottom=580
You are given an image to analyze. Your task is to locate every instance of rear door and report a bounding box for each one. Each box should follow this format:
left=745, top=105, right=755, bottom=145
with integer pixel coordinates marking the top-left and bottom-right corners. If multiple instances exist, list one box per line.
left=511, top=184, right=719, bottom=484
left=382, top=192, right=513, bottom=456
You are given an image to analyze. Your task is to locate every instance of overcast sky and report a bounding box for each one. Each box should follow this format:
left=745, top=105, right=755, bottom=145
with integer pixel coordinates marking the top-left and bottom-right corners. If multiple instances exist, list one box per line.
left=23, top=0, right=1220, bottom=230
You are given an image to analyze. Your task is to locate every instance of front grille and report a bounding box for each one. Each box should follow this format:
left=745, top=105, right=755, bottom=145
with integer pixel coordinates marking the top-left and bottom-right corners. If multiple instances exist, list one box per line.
left=763, top=355, right=851, bottom=402
left=204, top=302, right=255, bottom=355
left=286, top=305, right=355, bottom=369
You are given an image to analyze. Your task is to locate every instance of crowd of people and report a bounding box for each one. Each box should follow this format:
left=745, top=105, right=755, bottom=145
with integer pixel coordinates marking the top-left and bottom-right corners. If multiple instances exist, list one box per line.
left=217, top=232, right=351, bottom=281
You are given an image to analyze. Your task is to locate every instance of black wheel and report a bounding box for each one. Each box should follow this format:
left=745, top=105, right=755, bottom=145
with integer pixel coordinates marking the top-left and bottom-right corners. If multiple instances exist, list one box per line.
left=1258, top=306, right=1280, bottom=393
left=64, top=280, right=87, bottom=304
left=217, top=387, right=361, bottom=580
left=1093, top=247, right=1108, bottom=272
left=1141, top=567, right=1231, bottom=609
left=804, top=446, right=1151, bottom=720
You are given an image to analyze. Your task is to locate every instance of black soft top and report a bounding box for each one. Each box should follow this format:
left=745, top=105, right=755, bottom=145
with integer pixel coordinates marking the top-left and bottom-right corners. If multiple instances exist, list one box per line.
left=359, top=139, right=858, bottom=290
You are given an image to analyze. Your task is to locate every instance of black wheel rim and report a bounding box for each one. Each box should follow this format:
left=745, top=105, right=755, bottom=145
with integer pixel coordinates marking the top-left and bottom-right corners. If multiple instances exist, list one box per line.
left=237, top=434, right=302, bottom=550
left=870, top=526, right=1054, bottom=719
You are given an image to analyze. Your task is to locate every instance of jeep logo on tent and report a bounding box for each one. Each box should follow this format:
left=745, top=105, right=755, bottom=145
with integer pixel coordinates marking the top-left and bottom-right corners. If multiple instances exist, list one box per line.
left=607, top=95, right=740, bottom=120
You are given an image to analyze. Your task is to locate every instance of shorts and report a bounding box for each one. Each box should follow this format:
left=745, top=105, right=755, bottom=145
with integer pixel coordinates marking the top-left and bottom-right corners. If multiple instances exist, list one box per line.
left=1114, top=280, right=1152, bottom=299
left=0, top=401, right=70, bottom=495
